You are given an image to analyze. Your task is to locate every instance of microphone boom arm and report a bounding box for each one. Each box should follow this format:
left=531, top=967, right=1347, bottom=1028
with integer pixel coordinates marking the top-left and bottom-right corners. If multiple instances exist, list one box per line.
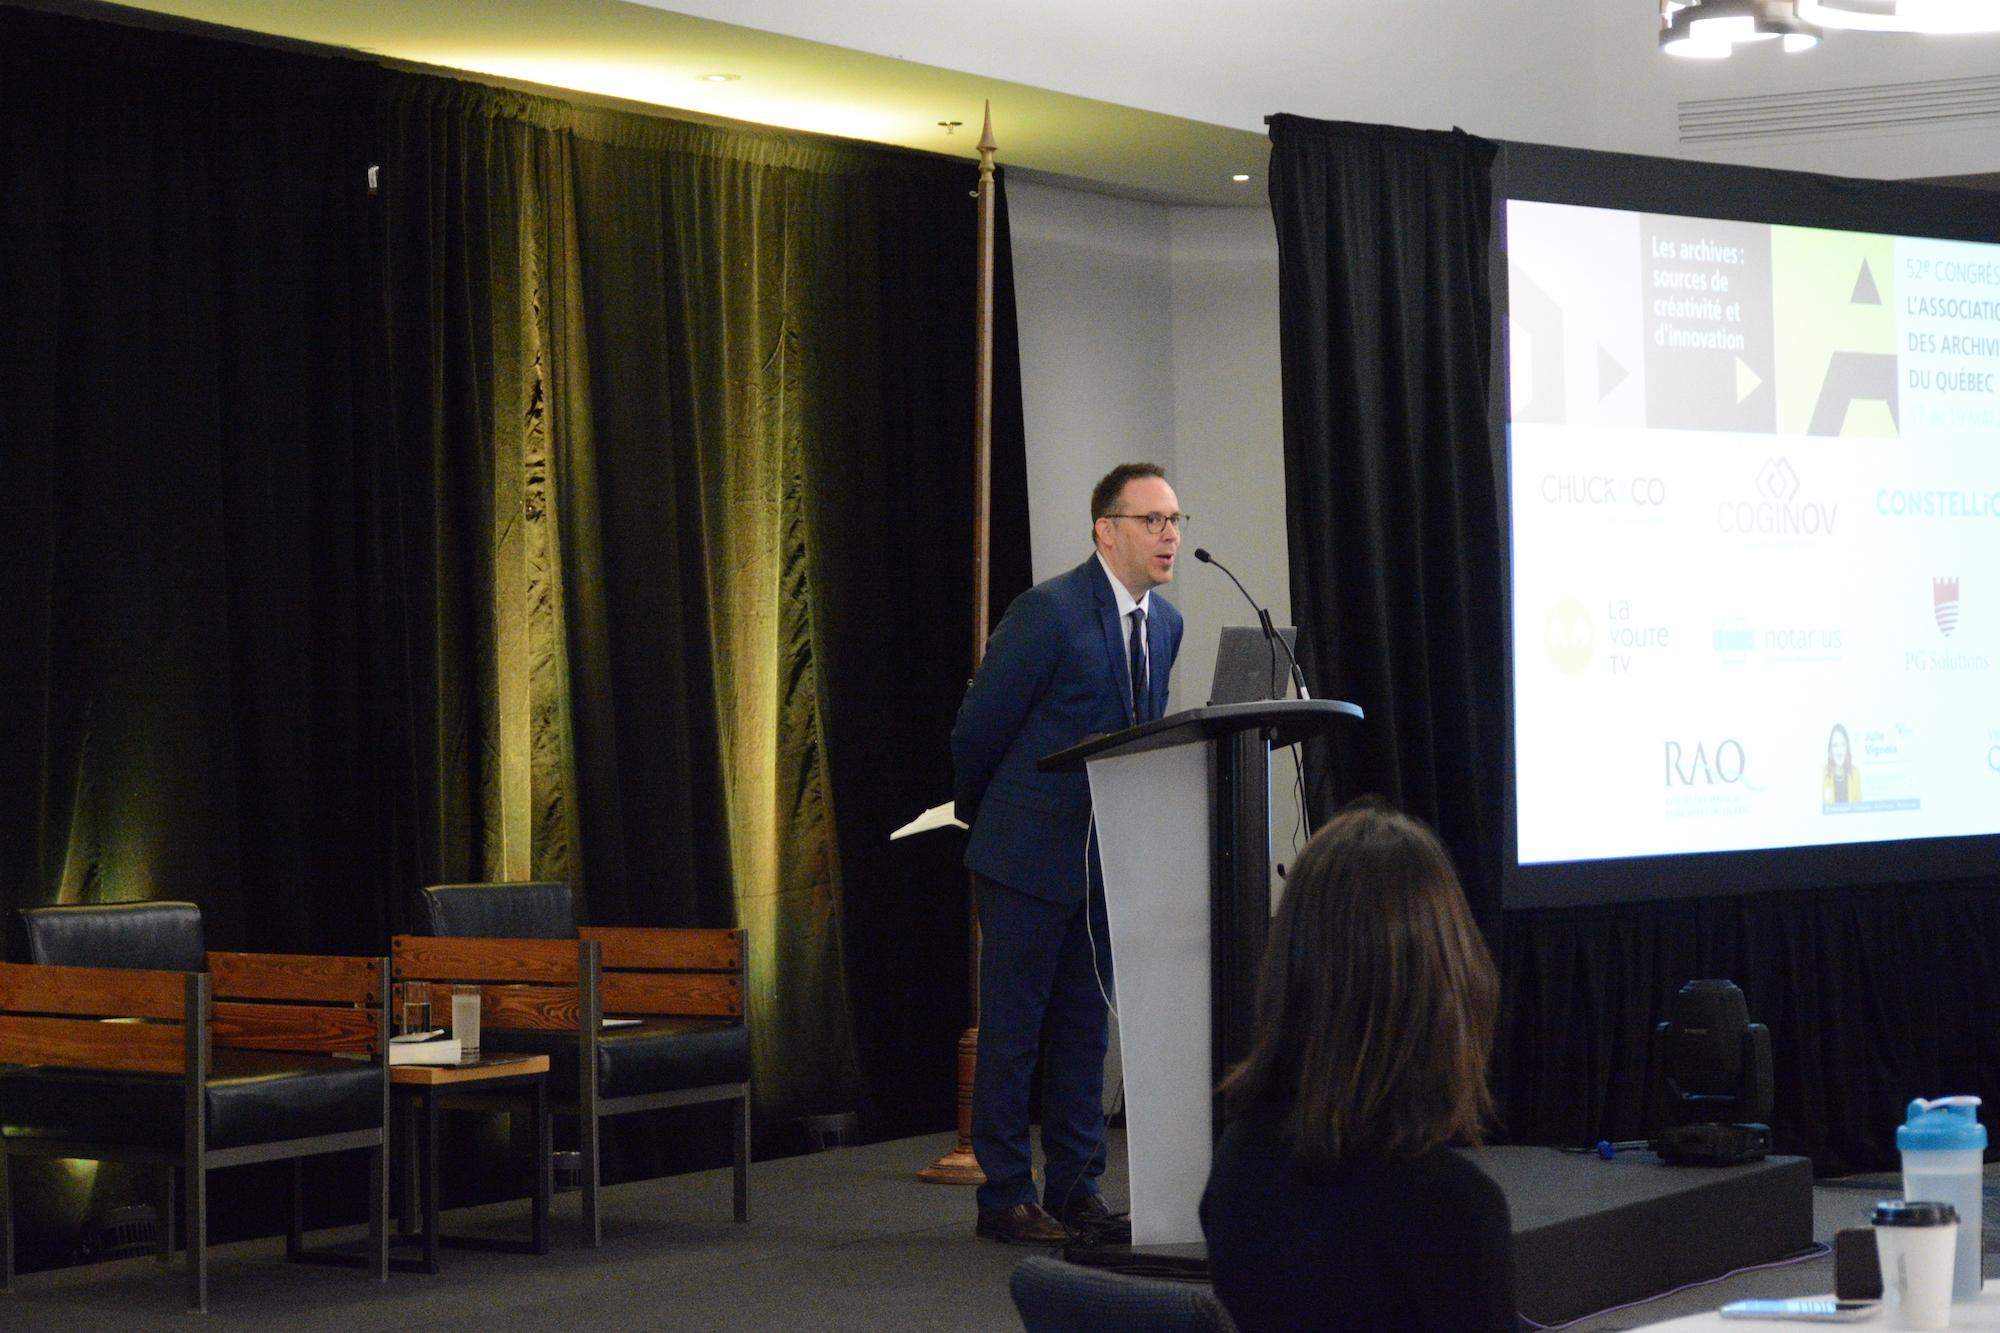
left=1195, top=548, right=1310, bottom=700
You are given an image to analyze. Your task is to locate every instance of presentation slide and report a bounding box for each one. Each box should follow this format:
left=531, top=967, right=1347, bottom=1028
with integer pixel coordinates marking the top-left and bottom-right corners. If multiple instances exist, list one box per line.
left=1506, top=198, right=2000, bottom=867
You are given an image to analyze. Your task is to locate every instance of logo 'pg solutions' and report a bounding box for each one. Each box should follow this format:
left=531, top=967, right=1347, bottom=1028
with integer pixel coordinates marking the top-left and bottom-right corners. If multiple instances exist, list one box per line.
left=1935, top=577, right=1960, bottom=638
left=1717, top=457, right=1837, bottom=537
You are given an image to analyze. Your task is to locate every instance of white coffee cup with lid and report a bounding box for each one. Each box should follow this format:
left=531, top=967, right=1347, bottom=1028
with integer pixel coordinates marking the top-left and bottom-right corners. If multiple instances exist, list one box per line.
left=1875, top=1198, right=1959, bottom=1330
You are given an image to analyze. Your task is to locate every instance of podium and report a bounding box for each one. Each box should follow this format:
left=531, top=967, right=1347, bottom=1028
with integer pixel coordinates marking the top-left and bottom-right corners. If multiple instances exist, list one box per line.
left=1040, top=698, right=1362, bottom=1246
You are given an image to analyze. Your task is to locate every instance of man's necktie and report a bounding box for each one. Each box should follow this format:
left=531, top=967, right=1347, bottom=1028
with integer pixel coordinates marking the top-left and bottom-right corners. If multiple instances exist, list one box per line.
left=1128, top=607, right=1147, bottom=722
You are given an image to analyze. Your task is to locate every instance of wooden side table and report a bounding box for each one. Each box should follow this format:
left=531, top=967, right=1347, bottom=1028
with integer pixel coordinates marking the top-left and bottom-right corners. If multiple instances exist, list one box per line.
left=393, top=1054, right=551, bottom=1273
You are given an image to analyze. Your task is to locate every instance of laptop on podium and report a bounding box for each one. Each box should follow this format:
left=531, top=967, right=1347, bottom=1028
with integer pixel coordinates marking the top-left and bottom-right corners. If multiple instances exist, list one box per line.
left=1208, top=625, right=1298, bottom=705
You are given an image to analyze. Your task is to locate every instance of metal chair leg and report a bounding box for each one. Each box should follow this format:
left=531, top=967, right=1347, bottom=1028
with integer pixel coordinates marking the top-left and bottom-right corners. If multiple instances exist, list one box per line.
left=581, top=1112, right=601, bottom=1247
left=186, top=1165, right=207, bottom=1314
left=532, top=1081, right=551, bottom=1254
left=157, top=1167, right=175, bottom=1264
left=287, top=1159, right=305, bottom=1260
left=734, top=1093, right=751, bottom=1223
left=1, top=1151, right=14, bottom=1292
left=398, top=1095, right=418, bottom=1235
left=368, top=1143, right=388, bottom=1281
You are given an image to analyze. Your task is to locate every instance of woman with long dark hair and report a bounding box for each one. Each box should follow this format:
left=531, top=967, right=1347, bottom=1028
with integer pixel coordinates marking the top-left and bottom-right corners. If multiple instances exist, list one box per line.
left=1199, top=804, right=1515, bottom=1331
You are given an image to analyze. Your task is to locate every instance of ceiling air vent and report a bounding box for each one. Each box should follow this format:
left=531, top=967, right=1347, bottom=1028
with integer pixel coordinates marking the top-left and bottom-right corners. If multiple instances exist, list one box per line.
left=1678, top=74, right=2000, bottom=143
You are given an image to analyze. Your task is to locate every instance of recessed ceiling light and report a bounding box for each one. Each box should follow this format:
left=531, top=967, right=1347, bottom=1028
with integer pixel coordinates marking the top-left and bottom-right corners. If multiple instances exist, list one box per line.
left=1231, top=174, right=1251, bottom=183
left=700, top=73, right=740, bottom=83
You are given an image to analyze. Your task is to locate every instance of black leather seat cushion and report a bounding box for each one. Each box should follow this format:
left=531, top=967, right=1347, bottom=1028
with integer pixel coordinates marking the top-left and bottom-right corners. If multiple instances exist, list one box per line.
left=419, top=882, right=578, bottom=940
left=481, top=1020, right=750, bottom=1101
left=20, top=901, right=206, bottom=971
left=0, top=1049, right=382, bottom=1151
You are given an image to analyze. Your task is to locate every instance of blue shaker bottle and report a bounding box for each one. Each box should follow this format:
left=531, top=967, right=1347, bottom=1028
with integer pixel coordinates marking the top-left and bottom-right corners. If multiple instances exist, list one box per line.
left=1898, top=1095, right=1986, bottom=1302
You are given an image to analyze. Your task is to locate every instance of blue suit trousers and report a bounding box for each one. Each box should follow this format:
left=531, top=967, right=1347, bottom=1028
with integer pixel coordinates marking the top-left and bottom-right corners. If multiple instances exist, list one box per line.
left=971, top=873, right=1114, bottom=1215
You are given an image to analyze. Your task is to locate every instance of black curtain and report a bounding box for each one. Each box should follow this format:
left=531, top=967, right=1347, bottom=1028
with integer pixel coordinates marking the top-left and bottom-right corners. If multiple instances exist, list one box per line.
left=2, top=8, right=403, bottom=961
left=1, top=6, right=411, bottom=1270
left=1500, top=877, right=2000, bottom=1172
left=1267, top=115, right=1506, bottom=927
left=1268, top=111, right=2000, bottom=1173
left=810, top=174, right=1034, bottom=1140
left=4, top=1, right=1025, bottom=1261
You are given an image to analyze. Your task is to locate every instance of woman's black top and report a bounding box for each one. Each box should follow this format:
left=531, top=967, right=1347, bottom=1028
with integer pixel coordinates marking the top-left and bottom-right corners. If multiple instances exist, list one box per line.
left=1199, top=1102, right=1517, bottom=1332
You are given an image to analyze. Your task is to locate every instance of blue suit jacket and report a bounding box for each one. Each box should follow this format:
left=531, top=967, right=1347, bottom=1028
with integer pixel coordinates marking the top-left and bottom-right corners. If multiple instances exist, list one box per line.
left=951, top=555, right=1183, bottom=906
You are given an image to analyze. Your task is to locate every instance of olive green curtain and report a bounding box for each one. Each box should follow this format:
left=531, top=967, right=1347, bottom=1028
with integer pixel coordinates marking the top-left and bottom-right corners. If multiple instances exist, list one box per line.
left=376, top=86, right=592, bottom=899
left=378, top=78, right=1024, bottom=1112
left=371, top=72, right=1032, bottom=1115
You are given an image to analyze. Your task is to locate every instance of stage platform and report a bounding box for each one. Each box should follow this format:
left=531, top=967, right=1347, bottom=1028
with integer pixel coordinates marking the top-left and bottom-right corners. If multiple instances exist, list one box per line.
left=0, top=1130, right=1908, bottom=1331
left=1489, top=1146, right=1813, bottom=1325
left=1073, top=1144, right=1813, bottom=1326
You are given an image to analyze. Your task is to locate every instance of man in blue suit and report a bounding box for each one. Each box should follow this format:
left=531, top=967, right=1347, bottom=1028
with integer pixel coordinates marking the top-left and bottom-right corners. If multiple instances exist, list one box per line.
left=952, top=462, right=1187, bottom=1243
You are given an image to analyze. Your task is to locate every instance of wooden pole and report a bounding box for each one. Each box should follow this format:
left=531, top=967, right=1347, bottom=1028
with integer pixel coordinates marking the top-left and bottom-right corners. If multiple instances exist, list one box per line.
left=920, top=102, right=998, bottom=1187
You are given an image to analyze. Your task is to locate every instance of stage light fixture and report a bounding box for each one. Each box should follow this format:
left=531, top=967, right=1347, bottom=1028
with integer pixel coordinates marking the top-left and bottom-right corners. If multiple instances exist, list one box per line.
left=1648, top=979, right=1775, bottom=1165
left=1660, top=0, right=1822, bottom=55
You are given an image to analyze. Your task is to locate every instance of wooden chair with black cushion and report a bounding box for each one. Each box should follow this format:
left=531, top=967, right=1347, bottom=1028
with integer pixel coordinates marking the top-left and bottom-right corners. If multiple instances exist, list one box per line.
left=396, top=880, right=750, bottom=1246
left=0, top=902, right=391, bottom=1312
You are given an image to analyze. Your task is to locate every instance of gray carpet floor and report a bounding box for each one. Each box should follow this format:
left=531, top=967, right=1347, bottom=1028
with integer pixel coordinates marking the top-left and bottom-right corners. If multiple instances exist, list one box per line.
left=3, top=1131, right=1043, bottom=1330
left=5, top=1134, right=1996, bottom=1330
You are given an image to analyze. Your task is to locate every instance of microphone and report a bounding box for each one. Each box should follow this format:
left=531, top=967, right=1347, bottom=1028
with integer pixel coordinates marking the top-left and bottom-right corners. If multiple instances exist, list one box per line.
left=1193, top=548, right=1309, bottom=700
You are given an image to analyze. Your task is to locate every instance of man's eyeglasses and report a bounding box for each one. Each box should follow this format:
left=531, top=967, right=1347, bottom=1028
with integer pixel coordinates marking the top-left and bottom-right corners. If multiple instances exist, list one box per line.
left=1102, top=512, right=1190, bottom=535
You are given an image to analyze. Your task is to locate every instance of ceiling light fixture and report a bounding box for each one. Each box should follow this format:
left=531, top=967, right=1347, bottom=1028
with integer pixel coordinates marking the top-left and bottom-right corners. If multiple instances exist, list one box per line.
left=1797, top=0, right=2000, bottom=30
left=1660, top=0, right=1822, bottom=55
left=699, top=73, right=740, bottom=83
left=1231, top=173, right=1251, bottom=182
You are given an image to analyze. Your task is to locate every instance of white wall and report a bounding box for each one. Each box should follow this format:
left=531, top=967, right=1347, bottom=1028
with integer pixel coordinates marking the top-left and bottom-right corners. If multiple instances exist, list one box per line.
left=1009, top=179, right=1294, bottom=709
left=1008, top=180, right=1308, bottom=885
left=655, top=0, right=1582, bottom=151
left=1167, top=207, right=1289, bottom=705
left=1006, top=178, right=1176, bottom=584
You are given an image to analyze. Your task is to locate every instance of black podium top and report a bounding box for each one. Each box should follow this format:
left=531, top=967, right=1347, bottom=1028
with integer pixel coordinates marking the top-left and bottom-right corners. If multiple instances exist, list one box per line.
left=1038, top=698, right=1362, bottom=772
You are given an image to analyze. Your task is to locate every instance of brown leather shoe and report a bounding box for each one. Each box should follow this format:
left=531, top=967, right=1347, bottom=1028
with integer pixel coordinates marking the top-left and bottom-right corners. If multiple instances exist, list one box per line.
left=976, top=1201, right=1072, bottom=1245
